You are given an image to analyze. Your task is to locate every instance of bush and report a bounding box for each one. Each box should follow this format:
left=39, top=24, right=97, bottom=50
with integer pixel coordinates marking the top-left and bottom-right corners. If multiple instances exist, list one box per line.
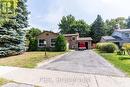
left=28, top=39, right=38, bottom=51
left=122, top=43, right=130, bottom=55
left=96, top=42, right=118, bottom=53
left=55, top=35, right=67, bottom=51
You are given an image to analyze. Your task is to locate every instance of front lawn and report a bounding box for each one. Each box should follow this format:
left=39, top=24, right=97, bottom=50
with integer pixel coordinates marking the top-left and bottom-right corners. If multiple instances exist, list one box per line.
left=0, top=78, right=10, bottom=86
left=95, top=50, right=130, bottom=76
left=0, top=51, right=65, bottom=68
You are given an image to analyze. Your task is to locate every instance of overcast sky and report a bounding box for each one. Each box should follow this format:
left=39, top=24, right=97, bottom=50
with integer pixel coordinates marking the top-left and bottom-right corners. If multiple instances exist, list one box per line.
left=27, top=0, right=130, bottom=32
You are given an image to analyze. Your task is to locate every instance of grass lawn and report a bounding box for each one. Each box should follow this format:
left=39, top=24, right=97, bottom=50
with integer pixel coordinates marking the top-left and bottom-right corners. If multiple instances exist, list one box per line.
left=0, top=51, right=65, bottom=68
left=0, top=78, right=10, bottom=86
left=95, top=50, right=130, bottom=76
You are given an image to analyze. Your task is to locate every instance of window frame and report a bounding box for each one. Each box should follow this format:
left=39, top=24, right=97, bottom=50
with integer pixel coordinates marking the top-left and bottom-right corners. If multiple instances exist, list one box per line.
left=50, top=38, right=56, bottom=47
left=38, top=39, right=45, bottom=47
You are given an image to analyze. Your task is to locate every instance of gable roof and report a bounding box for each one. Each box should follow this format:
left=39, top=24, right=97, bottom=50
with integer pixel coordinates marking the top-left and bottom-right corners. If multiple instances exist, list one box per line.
left=102, top=36, right=115, bottom=40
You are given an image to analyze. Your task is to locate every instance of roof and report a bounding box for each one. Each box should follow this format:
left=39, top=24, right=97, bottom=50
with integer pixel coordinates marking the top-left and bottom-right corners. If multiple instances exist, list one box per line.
left=102, top=36, right=115, bottom=40
left=77, top=37, right=92, bottom=41
left=115, top=29, right=130, bottom=32
left=63, top=33, right=79, bottom=37
left=101, top=36, right=124, bottom=42
left=38, top=31, right=59, bottom=36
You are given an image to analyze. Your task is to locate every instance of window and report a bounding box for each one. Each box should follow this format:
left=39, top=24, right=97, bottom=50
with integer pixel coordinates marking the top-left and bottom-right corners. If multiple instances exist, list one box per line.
left=124, top=33, right=129, bottom=38
left=46, top=33, right=49, bottom=36
left=51, top=39, right=56, bottom=47
left=38, top=39, right=45, bottom=47
left=72, top=36, right=75, bottom=40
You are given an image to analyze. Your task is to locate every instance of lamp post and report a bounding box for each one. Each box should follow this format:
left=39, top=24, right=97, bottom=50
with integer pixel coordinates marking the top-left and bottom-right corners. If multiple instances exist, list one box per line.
left=44, top=41, right=47, bottom=57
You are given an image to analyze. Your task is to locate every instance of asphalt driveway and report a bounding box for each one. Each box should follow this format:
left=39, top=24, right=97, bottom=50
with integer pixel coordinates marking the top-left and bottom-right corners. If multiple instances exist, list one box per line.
left=38, top=50, right=125, bottom=77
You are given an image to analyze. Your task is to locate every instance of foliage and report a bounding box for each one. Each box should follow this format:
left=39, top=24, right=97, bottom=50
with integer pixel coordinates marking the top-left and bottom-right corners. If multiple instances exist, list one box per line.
left=59, top=15, right=90, bottom=37
left=122, top=43, right=130, bottom=55
left=104, top=17, right=127, bottom=35
left=55, top=35, right=67, bottom=51
left=0, top=0, right=29, bottom=57
left=96, top=42, right=118, bottom=53
left=28, top=39, right=38, bottom=51
left=26, top=28, right=41, bottom=51
left=26, top=27, right=41, bottom=40
left=126, top=16, right=130, bottom=28
left=91, top=15, right=105, bottom=42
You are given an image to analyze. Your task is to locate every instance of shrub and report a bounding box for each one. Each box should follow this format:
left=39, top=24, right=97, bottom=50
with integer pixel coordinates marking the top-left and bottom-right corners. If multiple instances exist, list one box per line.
left=55, top=35, right=67, bottom=51
left=96, top=42, right=118, bottom=53
left=28, top=39, right=38, bottom=51
left=122, top=43, right=130, bottom=55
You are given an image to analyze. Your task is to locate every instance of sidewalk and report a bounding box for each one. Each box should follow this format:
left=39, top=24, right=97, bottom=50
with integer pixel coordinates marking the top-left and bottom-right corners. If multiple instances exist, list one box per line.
left=0, top=66, right=130, bottom=87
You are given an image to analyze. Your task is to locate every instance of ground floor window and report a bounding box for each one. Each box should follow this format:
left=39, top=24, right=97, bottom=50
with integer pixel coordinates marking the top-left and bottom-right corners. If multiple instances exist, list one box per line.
left=38, top=39, right=45, bottom=47
left=51, top=38, right=56, bottom=47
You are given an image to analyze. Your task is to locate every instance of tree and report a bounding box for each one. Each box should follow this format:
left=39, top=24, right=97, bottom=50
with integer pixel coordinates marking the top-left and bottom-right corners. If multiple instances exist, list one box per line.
left=26, top=28, right=41, bottom=40
left=126, top=16, right=130, bottom=28
left=71, top=20, right=90, bottom=37
left=0, top=0, right=29, bottom=57
left=91, top=15, right=105, bottom=42
left=59, top=14, right=75, bottom=34
left=55, top=35, right=67, bottom=51
left=59, top=15, right=90, bottom=37
left=26, top=28, right=41, bottom=51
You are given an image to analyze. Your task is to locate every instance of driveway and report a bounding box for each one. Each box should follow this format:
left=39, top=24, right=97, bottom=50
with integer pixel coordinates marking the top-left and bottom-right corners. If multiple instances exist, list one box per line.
left=38, top=50, right=125, bottom=77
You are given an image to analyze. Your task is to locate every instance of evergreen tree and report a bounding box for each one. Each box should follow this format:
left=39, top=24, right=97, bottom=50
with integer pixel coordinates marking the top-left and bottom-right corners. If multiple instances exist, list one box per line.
left=0, top=0, right=29, bottom=57
left=91, top=15, right=105, bottom=42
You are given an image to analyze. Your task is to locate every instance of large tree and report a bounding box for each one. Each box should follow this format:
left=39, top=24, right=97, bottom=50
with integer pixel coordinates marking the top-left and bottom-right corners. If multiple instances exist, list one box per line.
left=91, top=15, right=105, bottom=42
left=0, top=0, right=29, bottom=57
left=71, top=20, right=90, bottom=37
left=59, top=14, right=75, bottom=34
left=59, top=15, right=90, bottom=37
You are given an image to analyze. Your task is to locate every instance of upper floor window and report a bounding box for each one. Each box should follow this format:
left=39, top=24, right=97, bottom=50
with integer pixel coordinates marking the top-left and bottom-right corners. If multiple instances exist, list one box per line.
left=38, top=39, right=45, bottom=47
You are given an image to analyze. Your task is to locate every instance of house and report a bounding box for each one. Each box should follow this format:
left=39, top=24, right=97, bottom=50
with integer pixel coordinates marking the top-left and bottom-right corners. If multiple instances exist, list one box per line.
left=37, top=31, right=92, bottom=50
left=101, top=29, right=130, bottom=47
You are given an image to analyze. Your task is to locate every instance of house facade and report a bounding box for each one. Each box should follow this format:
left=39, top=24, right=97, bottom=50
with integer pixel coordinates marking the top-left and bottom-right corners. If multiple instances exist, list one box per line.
left=37, top=31, right=92, bottom=50
left=101, top=29, right=130, bottom=47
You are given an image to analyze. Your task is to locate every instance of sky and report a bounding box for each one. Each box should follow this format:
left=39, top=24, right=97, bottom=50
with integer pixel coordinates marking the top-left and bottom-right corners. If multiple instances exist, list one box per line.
left=27, top=0, right=130, bottom=32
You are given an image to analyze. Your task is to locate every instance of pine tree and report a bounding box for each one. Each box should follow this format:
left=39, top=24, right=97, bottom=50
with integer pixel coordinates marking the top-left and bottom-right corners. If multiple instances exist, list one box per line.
left=0, top=0, right=28, bottom=57
left=91, top=15, right=105, bottom=43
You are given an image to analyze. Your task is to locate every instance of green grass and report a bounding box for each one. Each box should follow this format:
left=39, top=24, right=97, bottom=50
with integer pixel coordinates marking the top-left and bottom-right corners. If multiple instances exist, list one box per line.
left=95, top=50, right=130, bottom=76
left=0, top=51, right=65, bottom=68
left=0, top=78, right=10, bottom=86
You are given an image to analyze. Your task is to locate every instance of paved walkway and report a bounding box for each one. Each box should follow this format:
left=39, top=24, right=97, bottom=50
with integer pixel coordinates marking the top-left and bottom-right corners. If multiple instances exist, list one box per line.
left=38, top=50, right=125, bottom=77
left=0, top=66, right=130, bottom=87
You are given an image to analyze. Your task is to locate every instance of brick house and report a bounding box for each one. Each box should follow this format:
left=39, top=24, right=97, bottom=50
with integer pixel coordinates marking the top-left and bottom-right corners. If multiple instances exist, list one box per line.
left=37, top=31, right=92, bottom=50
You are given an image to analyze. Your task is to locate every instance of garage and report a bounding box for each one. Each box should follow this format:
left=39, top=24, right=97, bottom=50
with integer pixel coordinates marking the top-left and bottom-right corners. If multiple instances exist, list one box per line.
left=77, top=37, right=92, bottom=50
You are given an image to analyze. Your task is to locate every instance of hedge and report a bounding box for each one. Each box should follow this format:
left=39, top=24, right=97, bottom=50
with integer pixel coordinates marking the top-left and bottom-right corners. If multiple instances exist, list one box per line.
left=96, top=42, right=118, bottom=53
